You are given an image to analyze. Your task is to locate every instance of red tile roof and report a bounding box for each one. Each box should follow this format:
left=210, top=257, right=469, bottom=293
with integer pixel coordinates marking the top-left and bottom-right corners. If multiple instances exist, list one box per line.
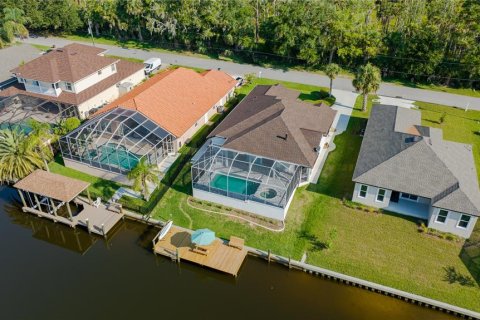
left=11, top=43, right=116, bottom=83
left=95, top=67, right=237, bottom=137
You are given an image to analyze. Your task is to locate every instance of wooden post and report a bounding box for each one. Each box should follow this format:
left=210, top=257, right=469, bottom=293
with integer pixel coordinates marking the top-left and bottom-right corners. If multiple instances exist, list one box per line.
left=288, top=257, right=291, bottom=269
left=102, top=223, right=106, bottom=238
left=176, top=248, right=181, bottom=263
left=33, top=194, right=43, bottom=213
left=86, top=189, right=92, bottom=205
left=268, top=249, right=271, bottom=263
left=17, top=190, right=27, bottom=208
left=86, top=218, right=91, bottom=234
left=50, top=198, right=58, bottom=217
left=66, top=202, right=73, bottom=221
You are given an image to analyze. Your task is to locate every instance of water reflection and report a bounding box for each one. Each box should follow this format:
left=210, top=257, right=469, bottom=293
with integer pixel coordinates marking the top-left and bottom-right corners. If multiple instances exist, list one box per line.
left=0, top=186, right=457, bottom=320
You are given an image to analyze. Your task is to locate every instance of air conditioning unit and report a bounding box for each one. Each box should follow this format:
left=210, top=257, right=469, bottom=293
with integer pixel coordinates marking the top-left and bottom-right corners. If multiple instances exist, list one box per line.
left=118, top=82, right=134, bottom=96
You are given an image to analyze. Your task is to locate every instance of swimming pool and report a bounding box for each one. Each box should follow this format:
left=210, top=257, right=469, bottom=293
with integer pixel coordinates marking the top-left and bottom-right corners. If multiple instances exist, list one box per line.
left=210, top=174, right=259, bottom=195
left=86, top=143, right=139, bottom=171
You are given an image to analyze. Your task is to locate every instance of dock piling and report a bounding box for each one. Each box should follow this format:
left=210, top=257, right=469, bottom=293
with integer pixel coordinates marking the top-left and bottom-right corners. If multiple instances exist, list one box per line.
left=86, top=218, right=91, bottom=234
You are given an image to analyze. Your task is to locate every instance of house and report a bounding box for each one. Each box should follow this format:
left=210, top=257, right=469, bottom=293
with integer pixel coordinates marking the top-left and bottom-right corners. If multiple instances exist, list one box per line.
left=59, top=67, right=236, bottom=184
left=0, top=43, right=145, bottom=123
left=352, top=104, right=480, bottom=238
left=191, top=84, right=337, bottom=221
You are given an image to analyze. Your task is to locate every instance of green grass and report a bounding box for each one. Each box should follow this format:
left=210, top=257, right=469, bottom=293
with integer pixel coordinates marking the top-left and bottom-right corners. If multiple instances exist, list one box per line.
left=30, top=43, right=51, bottom=51
left=352, top=94, right=379, bottom=118
left=385, top=78, right=480, bottom=99
left=105, top=54, right=144, bottom=63
left=238, top=77, right=335, bottom=106
left=416, top=101, right=480, bottom=181
left=48, top=157, right=122, bottom=201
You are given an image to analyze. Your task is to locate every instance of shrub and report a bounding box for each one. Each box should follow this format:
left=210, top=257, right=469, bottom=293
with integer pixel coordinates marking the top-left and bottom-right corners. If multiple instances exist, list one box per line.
left=418, top=222, right=428, bottom=233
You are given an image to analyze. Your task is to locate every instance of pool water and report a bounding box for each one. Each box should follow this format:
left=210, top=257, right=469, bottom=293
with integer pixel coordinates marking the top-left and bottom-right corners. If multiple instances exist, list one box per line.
left=86, top=143, right=139, bottom=170
left=211, top=174, right=259, bottom=195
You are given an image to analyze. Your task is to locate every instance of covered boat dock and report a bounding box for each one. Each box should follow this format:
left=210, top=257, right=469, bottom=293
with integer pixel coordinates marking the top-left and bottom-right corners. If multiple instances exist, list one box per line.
left=14, top=170, right=124, bottom=237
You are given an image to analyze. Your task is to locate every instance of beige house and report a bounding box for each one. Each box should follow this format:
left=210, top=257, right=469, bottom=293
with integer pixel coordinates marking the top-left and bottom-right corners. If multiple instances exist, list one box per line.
left=0, top=43, right=145, bottom=122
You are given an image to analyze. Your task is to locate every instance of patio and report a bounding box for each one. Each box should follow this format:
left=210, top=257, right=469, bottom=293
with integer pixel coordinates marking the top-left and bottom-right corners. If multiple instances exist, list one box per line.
left=386, top=199, right=430, bottom=220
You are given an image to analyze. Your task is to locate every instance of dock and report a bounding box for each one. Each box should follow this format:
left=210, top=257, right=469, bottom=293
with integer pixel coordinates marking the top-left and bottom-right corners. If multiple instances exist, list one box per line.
left=14, top=170, right=124, bottom=237
left=153, top=225, right=247, bottom=277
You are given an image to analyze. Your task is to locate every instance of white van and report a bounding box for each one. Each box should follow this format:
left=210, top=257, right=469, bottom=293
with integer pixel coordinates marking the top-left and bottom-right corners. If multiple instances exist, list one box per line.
left=144, top=58, right=162, bottom=75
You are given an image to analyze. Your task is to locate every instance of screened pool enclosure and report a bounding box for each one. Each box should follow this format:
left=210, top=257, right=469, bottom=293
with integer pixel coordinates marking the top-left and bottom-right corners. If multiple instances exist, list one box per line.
left=192, top=144, right=302, bottom=209
left=60, top=108, right=174, bottom=174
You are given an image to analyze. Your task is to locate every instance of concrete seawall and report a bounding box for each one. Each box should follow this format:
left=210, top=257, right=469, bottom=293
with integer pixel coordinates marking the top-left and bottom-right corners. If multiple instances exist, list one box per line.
left=122, top=212, right=480, bottom=319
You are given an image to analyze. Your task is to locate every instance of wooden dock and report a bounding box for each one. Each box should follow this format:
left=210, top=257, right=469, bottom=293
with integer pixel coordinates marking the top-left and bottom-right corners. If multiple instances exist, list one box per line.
left=153, top=226, right=247, bottom=277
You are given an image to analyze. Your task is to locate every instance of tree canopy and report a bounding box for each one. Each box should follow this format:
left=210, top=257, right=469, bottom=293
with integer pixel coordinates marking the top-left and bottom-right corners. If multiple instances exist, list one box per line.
left=1, top=0, right=479, bottom=88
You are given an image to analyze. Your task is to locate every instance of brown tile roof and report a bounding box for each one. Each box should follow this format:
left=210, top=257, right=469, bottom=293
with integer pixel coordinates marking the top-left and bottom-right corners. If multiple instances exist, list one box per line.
left=0, top=60, right=144, bottom=106
left=209, top=84, right=337, bottom=167
left=11, top=43, right=116, bottom=83
left=94, top=67, right=237, bottom=137
left=14, top=169, right=90, bottom=202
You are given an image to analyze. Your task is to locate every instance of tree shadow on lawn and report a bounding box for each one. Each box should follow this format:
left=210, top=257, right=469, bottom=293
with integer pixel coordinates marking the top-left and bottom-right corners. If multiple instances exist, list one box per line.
left=298, top=230, right=327, bottom=252
left=443, top=266, right=476, bottom=287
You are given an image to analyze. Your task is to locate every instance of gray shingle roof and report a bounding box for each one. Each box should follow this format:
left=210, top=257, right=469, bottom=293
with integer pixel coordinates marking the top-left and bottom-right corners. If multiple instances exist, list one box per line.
left=353, top=104, right=480, bottom=217
left=209, top=84, right=337, bottom=167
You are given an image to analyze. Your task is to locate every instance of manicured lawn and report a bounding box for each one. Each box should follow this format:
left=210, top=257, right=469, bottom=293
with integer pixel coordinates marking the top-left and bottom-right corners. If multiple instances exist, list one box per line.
left=417, top=101, right=480, bottom=181
left=48, top=157, right=122, bottom=201
left=30, top=43, right=51, bottom=51
left=385, top=78, right=480, bottom=98
left=351, top=94, right=379, bottom=118
left=105, top=54, right=144, bottom=63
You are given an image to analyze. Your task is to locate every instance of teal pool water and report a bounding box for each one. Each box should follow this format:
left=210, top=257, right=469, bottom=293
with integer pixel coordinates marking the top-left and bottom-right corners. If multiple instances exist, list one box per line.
left=87, top=143, right=139, bottom=170
left=0, top=122, right=32, bottom=134
left=211, top=174, right=259, bottom=195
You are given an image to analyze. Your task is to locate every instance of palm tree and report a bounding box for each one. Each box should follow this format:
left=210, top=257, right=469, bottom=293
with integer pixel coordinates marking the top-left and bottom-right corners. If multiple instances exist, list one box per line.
left=127, top=158, right=160, bottom=200
left=0, top=129, right=45, bottom=184
left=324, top=63, right=341, bottom=97
left=352, top=63, right=381, bottom=112
left=27, top=119, right=55, bottom=171
left=1, top=7, right=29, bottom=43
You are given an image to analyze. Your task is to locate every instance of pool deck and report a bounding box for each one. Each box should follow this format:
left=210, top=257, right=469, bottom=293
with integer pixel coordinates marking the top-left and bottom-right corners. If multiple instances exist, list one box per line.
left=153, top=226, right=247, bottom=277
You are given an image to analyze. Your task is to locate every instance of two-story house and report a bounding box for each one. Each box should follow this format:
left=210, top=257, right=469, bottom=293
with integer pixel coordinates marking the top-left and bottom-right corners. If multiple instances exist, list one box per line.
left=352, top=104, right=480, bottom=238
left=0, top=43, right=145, bottom=121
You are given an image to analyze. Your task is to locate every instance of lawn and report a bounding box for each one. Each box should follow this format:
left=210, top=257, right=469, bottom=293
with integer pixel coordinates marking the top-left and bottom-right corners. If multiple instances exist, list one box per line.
left=48, top=157, right=122, bottom=201
left=30, top=43, right=51, bottom=51
left=384, top=78, right=480, bottom=98
left=105, top=54, right=144, bottom=63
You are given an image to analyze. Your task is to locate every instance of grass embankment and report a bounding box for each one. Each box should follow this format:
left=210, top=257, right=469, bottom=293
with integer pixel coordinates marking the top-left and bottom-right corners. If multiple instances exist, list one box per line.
left=30, top=43, right=51, bottom=51
left=384, top=78, right=480, bottom=98
left=105, top=54, right=144, bottom=63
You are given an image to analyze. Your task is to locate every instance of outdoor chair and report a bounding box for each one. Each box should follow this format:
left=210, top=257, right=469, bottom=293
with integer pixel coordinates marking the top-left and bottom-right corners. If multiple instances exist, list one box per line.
left=93, top=197, right=101, bottom=208
left=192, top=246, right=208, bottom=255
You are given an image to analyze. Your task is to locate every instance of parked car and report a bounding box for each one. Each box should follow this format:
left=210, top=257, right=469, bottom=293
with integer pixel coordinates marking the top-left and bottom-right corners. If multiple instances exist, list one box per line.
left=231, top=75, right=244, bottom=87
left=144, top=58, right=162, bottom=75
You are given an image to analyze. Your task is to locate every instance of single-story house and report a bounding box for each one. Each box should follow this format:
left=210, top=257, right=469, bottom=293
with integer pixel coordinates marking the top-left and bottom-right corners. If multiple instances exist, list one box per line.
left=191, top=84, right=337, bottom=221
left=59, top=67, right=236, bottom=184
left=352, top=104, right=480, bottom=238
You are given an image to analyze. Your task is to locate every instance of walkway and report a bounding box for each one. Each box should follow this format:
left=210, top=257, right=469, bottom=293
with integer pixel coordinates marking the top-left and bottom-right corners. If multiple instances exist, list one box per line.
left=309, top=89, right=358, bottom=183
left=20, top=36, right=480, bottom=110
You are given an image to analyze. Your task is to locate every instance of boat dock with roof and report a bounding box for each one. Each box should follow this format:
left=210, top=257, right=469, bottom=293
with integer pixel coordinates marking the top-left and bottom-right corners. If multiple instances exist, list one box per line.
left=14, top=170, right=124, bottom=237
left=152, top=224, right=247, bottom=277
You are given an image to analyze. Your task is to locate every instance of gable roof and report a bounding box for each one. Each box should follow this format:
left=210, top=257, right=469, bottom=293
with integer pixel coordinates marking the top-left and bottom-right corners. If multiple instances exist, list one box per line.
left=94, top=67, right=236, bottom=138
left=353, top=105, right=480, bottom=216
left=11, top=43, right=116, bottom=83
left=209, top=84, right=337, bottom=167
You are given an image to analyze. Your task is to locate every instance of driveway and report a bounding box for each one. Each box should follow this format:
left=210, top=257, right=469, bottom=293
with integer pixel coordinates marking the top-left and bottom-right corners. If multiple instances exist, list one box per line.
left=20, top=36, right=480, bottom=111
left=0, top=43, right=41, bottom=84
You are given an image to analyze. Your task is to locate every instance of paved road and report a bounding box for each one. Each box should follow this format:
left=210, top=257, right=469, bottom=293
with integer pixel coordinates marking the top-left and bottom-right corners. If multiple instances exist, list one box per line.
left=18, top=36, right=480, bottom=110
left=0, top=43, right=41, bottom=83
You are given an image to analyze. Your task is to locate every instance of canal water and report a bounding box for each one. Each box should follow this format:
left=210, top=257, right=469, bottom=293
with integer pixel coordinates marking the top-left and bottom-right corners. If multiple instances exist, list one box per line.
left=0, top=187, right=456, bottom=320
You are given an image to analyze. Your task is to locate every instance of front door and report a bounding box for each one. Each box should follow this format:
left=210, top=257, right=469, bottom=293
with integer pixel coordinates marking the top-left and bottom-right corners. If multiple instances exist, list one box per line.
left=390, top=191, right=400, bottom=203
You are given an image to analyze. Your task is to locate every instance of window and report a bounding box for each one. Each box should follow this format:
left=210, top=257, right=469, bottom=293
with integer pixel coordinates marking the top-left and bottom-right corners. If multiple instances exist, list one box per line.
left=436, top=209, right=448, bottom=224
left=457, top=215, right=471, bottom=229
left=98, top=70, right=102, bottom=75
left=51, top=83, right=58, bottom=89
left=65, top=82, right=73, bottom=91
left=401, top=193, right=418, bottom=201
left=376, top=189, right=386, bottom=202
left=358, top=185, right=368, bottom=198
left=111, top=64, right=116, bottom=72
left=33, top=80, right=39, bottom=86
